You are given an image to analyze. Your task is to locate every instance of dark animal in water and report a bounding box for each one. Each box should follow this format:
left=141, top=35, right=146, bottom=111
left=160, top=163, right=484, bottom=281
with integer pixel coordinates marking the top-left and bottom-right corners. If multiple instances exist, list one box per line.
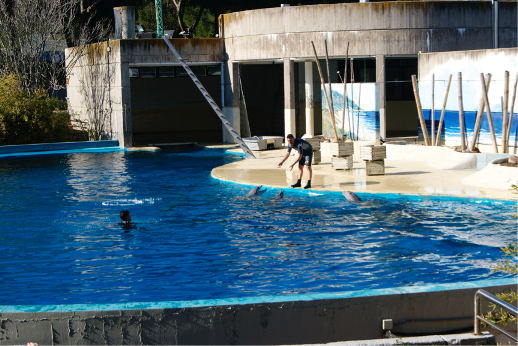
left=273, top=190, right=284, bottom=199
left=343, top=191, right=361, bottom=202
left=246, top=185, right=267, bottom=197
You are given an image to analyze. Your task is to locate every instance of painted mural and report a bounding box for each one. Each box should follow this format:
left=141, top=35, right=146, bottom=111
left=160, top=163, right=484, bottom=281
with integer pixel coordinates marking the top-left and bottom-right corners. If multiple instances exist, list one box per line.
left=418, top=51, right=518, bottom=148
left=321, top=83, right=379, bottom=141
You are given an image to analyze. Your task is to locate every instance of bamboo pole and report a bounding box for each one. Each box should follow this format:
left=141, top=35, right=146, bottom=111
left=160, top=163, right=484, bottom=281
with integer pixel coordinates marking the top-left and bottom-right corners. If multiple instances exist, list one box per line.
left=411, top=75, right=430, bottom=146
left=324, top=40, right=337, bottom=141
left=469, top=74, right=492, bottom=152
left=502, top=71, right=509, bottom=153
left=458, top=72, right=466, bottom=151
left=356, top=83, right=361, bottom=141
left=311, top=41, right=339, bottom=142
left=480, top=73, right=499, bottom=153
left=431, top=74, right=435, bottom=145
left=350, top=58, right=355, bottom=140
left=342, top=42, right=349, bottom=141
left=507, top=72, right=518, bottom=144
left=435, top=74, right=452, bottom=146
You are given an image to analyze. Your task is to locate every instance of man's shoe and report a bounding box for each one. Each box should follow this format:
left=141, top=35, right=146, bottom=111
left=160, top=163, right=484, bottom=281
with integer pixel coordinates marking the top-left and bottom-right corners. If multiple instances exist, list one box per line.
left=291, top=182, right=301, bottom=188
left=303, top=182, right=311, bottom=189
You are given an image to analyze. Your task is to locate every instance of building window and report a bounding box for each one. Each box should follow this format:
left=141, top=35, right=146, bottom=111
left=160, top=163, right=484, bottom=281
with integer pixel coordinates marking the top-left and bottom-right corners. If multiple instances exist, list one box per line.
left=385, top=58, right=417, bottom=101
left=337, top=58, right=376, bottom=83
left=129, top=68, right=139, bottom=78
left=207, top=65, right=221, bottom=76
left=190, top=66, right=206, bottom=77
left=140, top=67, right=157, bottom=78
left=158, top=66, right=175, bottom=77
left=175, top=66, right=188, bottom=77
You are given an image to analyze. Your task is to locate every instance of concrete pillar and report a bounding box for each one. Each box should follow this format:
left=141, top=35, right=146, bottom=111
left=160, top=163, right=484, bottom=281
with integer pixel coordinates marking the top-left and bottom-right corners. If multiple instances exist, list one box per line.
left=376, top=54, right=386, bottom=142
left=114, top=7, right=135, bottom=39
left=111, top=61, right=133, bottom=148
left=284, top=58, right=296, bottom=139
left=222, top=61, right=240, bottom=143
left=303, top=61, right=314, bottom=138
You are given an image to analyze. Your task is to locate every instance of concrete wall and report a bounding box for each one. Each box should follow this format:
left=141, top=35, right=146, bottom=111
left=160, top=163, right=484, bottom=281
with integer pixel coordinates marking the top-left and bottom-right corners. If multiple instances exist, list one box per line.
left=220, top=1, right=515, bottom=142
left=122, top=39, right=222, bottom=65
left=1, top=280, right=514, bottom=345
left=418, top=47, right=518, bottom=152
left=66, top=39, right=223, bottom=147
left=66, top=41, right=130, bottom=147
left=221, top=2, right=517, bottom=60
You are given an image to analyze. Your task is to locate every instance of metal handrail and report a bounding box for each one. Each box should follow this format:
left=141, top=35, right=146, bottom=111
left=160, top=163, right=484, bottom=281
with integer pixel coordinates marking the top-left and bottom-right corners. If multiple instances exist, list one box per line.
left=474, top=289, right=518, bottom=342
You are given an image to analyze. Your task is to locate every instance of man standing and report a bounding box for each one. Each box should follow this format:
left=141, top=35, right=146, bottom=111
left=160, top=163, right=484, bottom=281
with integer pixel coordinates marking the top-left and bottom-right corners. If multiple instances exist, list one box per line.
left=277, top=134, right=313, bottom=189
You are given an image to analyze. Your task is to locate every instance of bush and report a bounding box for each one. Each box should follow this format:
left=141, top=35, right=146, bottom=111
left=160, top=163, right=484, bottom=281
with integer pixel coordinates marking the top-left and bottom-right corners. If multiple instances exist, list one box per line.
left=483, top=184, right=518, bottom=327
left=0, top=75, right=82, bottom=145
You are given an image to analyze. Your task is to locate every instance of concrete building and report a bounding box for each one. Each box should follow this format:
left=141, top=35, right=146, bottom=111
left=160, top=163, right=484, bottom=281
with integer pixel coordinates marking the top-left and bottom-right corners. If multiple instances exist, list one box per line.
left=65, top=1, right=517, bottom=148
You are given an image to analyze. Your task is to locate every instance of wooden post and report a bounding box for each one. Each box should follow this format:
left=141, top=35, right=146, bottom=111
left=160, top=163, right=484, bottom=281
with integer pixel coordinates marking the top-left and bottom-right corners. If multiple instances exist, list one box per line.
left=480, top=73, right=499, bottom=153
left=469, top=73, right=492, bottom=152
left=411, top=75, right=430, bottom=146
left=502, top=71, right=509, bottom=153
left=431, top=74, right=435, bottom=145
left=435, top=74, right=452, bottom=147
left=507, top=72, right=518, bottom=143
left=458, top=72, right=466, bottom=151
left=342, top=42, right=349, bottom=141
left=311, top=41, right=339, bottom=142
left=324, top=40, right=337, bottom=142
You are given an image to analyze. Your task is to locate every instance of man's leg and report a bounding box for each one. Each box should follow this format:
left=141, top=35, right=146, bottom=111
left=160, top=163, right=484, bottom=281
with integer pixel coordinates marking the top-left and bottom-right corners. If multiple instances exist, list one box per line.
left=303, top=152, right=313, bottom=189
left=304, top=165, right=312, bottom=189
left=291, top=164, right=304, bottom=188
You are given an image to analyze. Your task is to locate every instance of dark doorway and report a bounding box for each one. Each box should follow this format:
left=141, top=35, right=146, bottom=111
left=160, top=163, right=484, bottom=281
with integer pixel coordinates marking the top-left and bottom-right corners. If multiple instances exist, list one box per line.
left=130, top=65, right=222, bottom=145
left=385, top=57, right=418, bottom=138
left=239, top=64, right=285, bottom=137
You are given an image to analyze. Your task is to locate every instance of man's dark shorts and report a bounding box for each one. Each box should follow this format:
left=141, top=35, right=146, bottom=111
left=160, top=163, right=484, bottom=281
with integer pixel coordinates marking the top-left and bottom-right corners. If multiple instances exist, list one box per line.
left=298, top=150, right=313, bottom=167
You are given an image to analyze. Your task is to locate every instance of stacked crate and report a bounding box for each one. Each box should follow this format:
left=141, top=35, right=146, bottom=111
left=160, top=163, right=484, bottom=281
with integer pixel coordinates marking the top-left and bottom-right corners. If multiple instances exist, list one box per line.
left=331, top=142, right=354, bottom=170
left=331, top=155, right=353, bottom=170
left=304, top=137, right=321, bottom=165
left=360, top=145, right=386, bottom=175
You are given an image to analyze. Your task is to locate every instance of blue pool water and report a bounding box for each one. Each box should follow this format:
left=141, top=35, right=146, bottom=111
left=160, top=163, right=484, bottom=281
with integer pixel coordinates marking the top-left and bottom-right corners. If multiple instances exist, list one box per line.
left=0, top=147, right=515, bottom=306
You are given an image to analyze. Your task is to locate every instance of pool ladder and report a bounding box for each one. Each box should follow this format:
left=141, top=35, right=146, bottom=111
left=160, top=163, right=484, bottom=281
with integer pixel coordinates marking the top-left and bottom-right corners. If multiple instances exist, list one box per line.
left=474, top=289, right=517, bottom=342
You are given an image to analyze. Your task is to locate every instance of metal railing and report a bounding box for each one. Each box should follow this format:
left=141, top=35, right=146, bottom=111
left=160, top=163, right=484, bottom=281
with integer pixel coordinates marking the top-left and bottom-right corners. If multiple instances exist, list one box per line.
left=474, top=289, right=518, bottom=342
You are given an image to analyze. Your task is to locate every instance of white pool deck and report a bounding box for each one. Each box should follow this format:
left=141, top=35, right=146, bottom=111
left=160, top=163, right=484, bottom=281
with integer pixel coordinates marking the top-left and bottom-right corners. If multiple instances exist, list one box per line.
left=210, top=142, right=517, bottom=201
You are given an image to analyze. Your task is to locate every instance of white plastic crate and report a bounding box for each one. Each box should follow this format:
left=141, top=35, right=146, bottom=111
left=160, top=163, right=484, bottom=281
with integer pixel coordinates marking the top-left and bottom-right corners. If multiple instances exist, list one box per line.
left=365, top=160, right=385, bottom=175
left=332, top=155, right=353, bottom=170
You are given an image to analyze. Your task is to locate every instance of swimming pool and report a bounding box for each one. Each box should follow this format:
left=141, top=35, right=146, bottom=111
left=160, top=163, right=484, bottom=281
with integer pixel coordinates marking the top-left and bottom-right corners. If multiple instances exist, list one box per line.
left=0, top=147, right=515, bottom=306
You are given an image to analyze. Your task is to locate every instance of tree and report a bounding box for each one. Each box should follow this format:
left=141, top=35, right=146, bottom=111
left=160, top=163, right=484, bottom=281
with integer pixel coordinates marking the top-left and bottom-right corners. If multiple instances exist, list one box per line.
left=0, top=0, right=109, bottom=95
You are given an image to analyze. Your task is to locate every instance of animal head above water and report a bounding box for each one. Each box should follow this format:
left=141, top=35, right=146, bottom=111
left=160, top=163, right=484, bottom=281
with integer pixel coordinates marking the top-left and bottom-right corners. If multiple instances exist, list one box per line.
left=246, top=185, right=267, bottom=197
left=343, top=191, right=361, bottom=202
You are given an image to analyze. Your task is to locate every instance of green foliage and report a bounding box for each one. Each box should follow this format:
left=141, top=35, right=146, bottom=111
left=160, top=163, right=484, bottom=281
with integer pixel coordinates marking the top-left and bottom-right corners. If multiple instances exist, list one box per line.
left=512, top=182, right=518, bottom=218
left=136, top=1, right=178, bottom=33
left=484, top=241, right=518, bottom=327
left=484, top=290, right=517, bottom=326
left=493, top=242, right=518, bottom=275
left=135, top=1, right=215, bottom=38
left=0, top=75, right=81, bottom=145
left=184, top=6, right=215, bottom=38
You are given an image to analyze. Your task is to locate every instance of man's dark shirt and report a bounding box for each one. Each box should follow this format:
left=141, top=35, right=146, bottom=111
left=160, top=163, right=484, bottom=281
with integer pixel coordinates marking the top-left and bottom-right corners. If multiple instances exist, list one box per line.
left=287, top=138, right=312, bottom=155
